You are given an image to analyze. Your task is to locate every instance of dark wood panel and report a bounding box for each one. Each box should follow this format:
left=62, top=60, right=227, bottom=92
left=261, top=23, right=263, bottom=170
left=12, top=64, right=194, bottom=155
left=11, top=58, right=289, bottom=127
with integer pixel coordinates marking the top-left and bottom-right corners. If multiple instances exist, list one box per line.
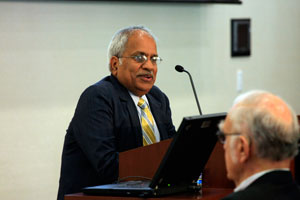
left=119, top=139, right=172, bottom=180
left=203, top=142, right=234, bottom=188
left=66, top=0, right=242, bottom=3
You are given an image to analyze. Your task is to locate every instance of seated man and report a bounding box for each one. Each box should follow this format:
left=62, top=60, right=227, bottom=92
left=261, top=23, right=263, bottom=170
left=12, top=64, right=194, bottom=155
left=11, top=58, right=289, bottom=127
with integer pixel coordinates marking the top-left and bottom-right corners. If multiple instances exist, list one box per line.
left=57, top=26, right=176, bottom=200
left=218, top=90, right=300, bottom=200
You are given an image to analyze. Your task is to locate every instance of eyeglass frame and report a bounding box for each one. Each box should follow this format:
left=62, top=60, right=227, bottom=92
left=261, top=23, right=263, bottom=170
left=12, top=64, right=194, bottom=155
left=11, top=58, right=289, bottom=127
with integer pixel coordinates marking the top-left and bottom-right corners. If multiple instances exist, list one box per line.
left=216, top=130, right=241, bottom=144
left=118, top=54, right=163, bottom=65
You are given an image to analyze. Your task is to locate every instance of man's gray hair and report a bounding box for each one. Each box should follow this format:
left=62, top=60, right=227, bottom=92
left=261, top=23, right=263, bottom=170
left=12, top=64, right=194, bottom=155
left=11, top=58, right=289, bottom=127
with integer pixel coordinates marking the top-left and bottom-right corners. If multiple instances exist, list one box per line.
left=230, top=90, right=300, bottom=161
left=107, top=25, right=157, bottom=70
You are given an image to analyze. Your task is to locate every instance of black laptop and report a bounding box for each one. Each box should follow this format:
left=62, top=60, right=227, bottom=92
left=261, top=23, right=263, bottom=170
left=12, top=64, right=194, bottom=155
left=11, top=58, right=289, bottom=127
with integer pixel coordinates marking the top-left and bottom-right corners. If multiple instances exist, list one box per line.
left=82, top=112, right=226, bottom=197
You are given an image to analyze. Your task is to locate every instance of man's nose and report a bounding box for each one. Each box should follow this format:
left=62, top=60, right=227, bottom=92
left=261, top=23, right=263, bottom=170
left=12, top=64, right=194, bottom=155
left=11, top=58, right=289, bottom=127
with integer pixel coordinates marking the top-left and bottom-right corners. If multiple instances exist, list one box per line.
left=141, top=57, right=156, bottom=70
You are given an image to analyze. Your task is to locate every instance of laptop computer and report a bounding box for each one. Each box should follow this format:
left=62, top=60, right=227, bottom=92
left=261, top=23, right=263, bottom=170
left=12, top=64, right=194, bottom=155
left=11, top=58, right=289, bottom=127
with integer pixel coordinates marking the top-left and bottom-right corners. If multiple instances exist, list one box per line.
left=82, top=112, right=226, bottom=197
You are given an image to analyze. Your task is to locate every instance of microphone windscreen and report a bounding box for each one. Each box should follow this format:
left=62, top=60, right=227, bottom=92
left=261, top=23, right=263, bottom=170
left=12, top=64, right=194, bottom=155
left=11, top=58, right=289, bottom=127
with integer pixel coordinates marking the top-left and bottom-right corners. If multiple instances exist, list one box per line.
left=175, top=65, right=184, bottom=72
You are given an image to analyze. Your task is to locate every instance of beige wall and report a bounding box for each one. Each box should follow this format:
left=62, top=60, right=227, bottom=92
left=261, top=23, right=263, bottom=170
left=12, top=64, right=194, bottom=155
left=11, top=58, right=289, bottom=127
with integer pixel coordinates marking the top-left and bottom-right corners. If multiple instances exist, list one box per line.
left=0, top=1, right=299, bottom=200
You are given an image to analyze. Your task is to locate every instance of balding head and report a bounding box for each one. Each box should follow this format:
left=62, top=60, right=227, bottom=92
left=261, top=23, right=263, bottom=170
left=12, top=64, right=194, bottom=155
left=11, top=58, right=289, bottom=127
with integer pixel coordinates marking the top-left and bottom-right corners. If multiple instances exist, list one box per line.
left=233, top=91, right=293, bottom=123
left=228, top=90, right=299, bottom=161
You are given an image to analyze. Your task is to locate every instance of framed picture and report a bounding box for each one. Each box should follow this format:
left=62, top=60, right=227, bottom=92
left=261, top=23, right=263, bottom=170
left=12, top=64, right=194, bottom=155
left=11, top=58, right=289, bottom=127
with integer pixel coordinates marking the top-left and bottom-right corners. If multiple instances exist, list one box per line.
left=231, top=19, right=251, bottom=57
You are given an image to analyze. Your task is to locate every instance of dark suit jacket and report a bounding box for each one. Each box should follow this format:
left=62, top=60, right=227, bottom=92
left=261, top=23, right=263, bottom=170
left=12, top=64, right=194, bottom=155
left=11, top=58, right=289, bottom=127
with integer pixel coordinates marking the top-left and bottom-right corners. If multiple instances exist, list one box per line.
left=222, top=171, right=300, bottom=200
left=57, top=75, right=176, bottom=200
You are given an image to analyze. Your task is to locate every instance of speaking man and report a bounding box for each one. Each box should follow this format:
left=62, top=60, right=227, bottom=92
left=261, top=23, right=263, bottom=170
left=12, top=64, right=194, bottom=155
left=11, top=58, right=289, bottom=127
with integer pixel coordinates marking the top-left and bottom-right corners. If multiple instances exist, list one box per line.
left=57, top=26, right=176, bottom=200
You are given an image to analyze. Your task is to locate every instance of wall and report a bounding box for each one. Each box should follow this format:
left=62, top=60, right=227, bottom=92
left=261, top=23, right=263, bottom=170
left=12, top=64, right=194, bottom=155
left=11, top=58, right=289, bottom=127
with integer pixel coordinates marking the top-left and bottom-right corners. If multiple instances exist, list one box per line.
left=0, top=1, right=299, bottom=200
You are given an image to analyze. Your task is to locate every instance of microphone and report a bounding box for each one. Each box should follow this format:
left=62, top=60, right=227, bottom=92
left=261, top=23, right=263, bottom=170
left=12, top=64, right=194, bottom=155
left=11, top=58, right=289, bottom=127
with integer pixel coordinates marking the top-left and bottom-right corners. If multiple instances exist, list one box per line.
left=175, top=65, right=202, bottom=115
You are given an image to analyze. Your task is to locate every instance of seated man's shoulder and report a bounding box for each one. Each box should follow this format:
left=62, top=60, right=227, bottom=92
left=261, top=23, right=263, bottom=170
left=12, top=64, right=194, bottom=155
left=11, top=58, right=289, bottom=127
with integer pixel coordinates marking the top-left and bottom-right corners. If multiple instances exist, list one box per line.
left=222, top=184, right=300, bottom=200
left=222, top=188, right=264, bottom=200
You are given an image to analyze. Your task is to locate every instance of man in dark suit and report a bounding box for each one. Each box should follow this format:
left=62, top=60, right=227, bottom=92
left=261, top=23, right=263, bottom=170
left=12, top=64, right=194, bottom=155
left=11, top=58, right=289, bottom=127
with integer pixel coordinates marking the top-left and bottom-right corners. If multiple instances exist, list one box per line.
left=57, top=26, right=176, bottom=200
left=217, top=90, right=300, bottom=200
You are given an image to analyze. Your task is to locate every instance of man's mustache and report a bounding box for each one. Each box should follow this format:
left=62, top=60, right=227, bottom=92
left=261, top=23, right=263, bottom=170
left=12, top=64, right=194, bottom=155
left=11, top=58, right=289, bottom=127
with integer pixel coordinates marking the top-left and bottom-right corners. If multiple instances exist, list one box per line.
left=136, top=71, right=154, bottom=78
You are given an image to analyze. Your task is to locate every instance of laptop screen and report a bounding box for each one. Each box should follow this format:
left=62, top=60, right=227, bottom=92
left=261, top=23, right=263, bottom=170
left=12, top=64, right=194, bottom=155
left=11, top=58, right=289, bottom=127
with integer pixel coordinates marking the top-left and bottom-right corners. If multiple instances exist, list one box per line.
left=150, top=112, right=226, bottom=189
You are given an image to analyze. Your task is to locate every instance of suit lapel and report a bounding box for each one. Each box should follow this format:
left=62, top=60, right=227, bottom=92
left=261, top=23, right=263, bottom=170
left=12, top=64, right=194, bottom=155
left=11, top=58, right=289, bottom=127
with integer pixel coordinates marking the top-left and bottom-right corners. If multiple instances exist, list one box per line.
left=110, top=75, right=143, bottom=146
left=125, top=99, right=143, bottom=146
left=147, top=93, right=169, bottom=140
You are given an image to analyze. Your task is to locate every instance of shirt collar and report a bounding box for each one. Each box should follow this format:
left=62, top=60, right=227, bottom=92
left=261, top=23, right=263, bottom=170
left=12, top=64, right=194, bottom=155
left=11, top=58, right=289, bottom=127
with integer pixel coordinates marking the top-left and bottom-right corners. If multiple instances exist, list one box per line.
left=128, top=91, right=149, bottom=107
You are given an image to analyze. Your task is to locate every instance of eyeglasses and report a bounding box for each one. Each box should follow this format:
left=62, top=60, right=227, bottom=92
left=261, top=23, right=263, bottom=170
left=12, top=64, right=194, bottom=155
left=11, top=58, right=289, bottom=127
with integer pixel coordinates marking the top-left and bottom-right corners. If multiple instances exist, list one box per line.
left=216, top=131, right=241, bottom=144
left=119, top=54, right=162, bottom=65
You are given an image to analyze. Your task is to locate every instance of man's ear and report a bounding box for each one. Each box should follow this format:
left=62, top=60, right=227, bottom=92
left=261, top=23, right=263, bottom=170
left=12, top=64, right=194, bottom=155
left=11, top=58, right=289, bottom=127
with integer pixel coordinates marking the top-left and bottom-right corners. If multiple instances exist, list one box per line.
left=110, top=56, right=119, bottom=76
left=237, top=136, right=250, bottom=163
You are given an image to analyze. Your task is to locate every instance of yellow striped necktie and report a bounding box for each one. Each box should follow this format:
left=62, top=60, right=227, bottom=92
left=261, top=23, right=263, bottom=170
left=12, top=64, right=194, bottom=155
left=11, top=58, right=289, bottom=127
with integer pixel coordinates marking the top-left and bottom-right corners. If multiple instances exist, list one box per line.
left=138, top=98, right=156, bottom=146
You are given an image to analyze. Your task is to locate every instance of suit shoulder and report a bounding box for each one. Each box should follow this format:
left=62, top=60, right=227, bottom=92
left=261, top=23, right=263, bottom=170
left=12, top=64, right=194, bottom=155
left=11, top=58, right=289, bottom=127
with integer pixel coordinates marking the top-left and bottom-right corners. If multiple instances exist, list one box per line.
left=77, top=76, right=117, bottom=104
left=83, top=76, right=114, bottom=95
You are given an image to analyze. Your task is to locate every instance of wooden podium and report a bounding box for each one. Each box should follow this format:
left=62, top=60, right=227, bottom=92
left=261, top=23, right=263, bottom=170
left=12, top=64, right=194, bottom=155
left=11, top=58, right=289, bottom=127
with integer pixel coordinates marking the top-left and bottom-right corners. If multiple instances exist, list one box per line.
left=65, top=139, right=234, bottom=200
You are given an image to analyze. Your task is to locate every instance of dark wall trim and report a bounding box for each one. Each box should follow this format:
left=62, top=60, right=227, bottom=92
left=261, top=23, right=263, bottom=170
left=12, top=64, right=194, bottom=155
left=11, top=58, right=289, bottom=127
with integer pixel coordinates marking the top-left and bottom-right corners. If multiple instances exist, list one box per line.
left=83, top=0, right=242, bottom=3
left=3, top=0, right=242, bottom=4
